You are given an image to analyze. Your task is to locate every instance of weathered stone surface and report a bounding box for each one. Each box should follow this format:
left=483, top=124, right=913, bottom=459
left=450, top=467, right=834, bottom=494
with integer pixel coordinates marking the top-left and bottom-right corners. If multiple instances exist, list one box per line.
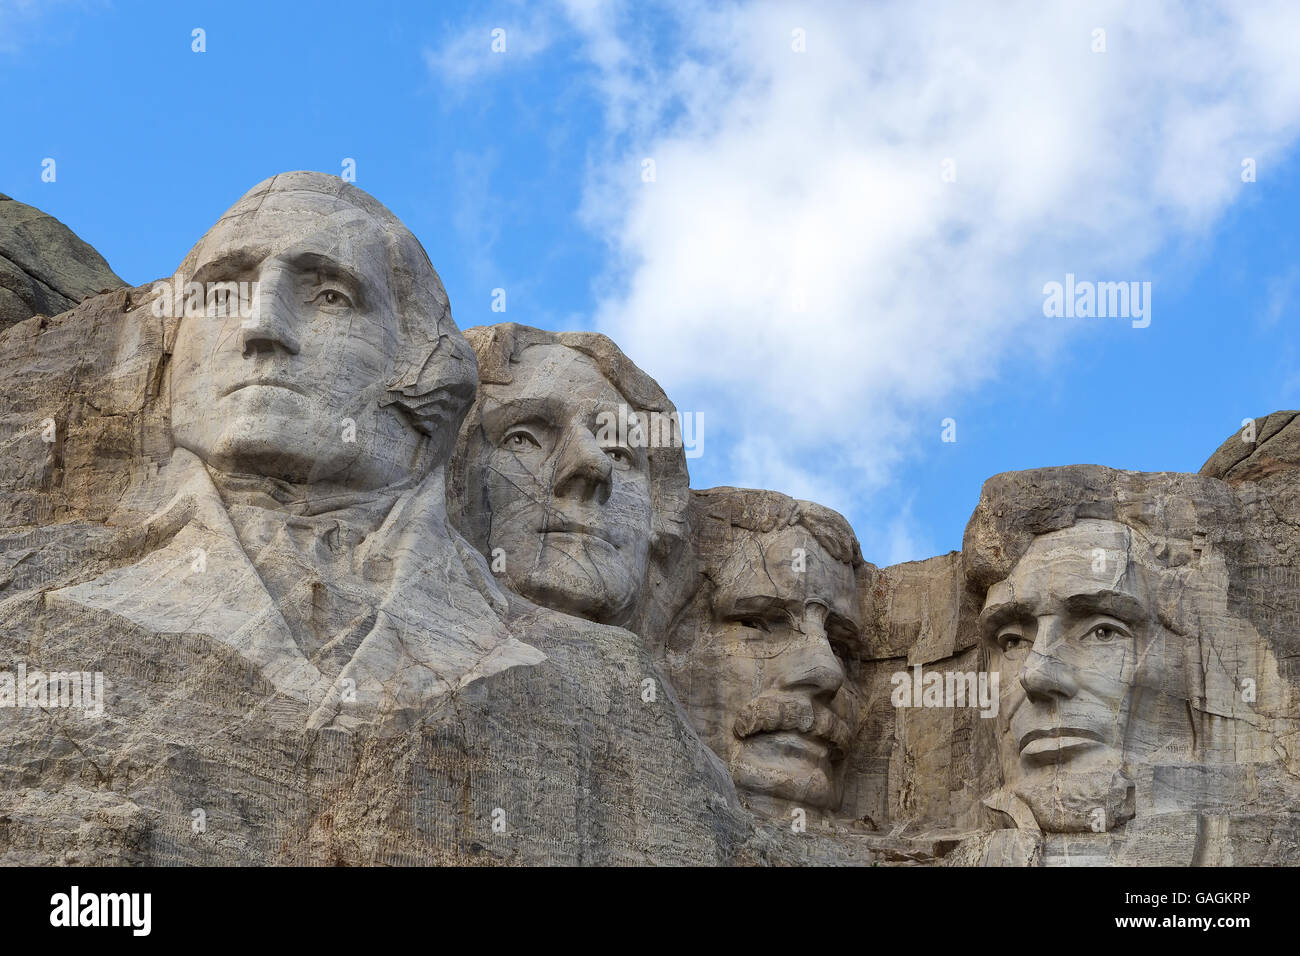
left=662, top=487, right=867, bottom=822
left=0, top=192, right=125, bottom=332
left=0, top=176, right=769, bottom=865
left=2, top=175, right=1298, bottom=866
left=1201, top=411, right=1300, bottom=485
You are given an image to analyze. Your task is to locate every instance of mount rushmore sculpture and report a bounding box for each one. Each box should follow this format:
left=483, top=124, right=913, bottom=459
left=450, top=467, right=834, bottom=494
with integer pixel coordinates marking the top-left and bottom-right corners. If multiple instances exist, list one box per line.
left=0, top=173, right=1296, bottom=865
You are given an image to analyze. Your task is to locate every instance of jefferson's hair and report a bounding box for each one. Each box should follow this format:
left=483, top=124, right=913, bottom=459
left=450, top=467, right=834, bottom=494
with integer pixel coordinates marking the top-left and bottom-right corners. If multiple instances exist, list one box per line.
left=446, top=322, right=691, bottom=559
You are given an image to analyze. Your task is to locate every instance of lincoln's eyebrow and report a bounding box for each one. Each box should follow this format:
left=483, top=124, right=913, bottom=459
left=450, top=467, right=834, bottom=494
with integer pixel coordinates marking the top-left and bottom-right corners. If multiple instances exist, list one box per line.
left=977, top=599, right=1033, bottom=636
left=714, top=592, right=788, bottom=619
left=1063, top=589, right=1148, bottom=623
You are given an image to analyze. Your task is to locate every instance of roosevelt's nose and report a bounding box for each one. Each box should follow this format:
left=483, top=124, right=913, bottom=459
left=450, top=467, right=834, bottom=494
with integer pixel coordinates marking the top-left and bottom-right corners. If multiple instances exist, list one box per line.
left=236, top=267, right=301, bottom=357
left=774, top=603, right=845, bottom=702
left=552, top=427, right=612, bottom=504
left=1018, top=617, right=1078, bottom=701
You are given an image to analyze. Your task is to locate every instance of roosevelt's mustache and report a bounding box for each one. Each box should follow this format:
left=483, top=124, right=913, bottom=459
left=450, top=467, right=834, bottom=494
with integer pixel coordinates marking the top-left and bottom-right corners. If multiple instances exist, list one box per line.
left=733, top=694, right=852, bottom=759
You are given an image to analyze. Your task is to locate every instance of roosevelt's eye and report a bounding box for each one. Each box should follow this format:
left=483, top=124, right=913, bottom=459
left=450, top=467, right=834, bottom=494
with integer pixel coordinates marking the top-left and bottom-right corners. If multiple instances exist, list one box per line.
left=311, top=288, right=353, bottom=308
left=503, top=429, right=541, bottom=451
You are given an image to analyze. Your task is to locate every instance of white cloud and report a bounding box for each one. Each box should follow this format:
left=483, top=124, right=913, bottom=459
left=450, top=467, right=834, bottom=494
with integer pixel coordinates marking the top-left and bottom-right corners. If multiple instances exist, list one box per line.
left=556, top=0, right=1300, bottom=522
left=424, top=4, right=557, bottom=86
left=0, top=0, right=84, bottom=55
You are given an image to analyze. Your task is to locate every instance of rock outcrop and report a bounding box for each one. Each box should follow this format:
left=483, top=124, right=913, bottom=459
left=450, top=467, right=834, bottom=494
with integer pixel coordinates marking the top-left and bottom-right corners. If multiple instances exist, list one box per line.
left=1, top=176, right=1296, bottom=866
left=0, top=193, right=125, bottom=332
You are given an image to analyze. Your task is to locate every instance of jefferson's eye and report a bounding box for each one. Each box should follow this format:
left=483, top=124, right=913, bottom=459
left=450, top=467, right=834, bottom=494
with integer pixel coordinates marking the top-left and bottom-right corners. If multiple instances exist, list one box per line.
left=311, top=289, right=352, bottom=308
left=736, top=617, right=769, bottom=633
left=1084, top=624, right=1124, bottom=644
left=503, top=430, right=541, bottom=451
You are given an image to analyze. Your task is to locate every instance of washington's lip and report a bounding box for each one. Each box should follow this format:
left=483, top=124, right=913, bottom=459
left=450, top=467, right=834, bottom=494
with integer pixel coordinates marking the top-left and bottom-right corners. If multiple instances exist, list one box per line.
left=1018, top=726, right=1105, bottom=753
left=220, top=378, right=308, bottom=398
left=539, top=520, right=616, bottom=546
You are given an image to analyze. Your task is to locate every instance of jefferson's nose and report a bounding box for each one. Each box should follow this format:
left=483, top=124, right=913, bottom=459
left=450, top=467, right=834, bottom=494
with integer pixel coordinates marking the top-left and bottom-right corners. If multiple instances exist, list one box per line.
left=775, top=604, right=845, bottom=701
left=1018, top=618, right=1078, bottom=701
left=236, top=267, right=301, bottom=357
left=552, top=427, right=612, bottom=504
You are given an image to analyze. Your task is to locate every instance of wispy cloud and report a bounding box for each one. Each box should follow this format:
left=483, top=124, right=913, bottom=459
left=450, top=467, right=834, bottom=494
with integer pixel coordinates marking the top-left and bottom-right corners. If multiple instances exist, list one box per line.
left=423, top=3, right=558, bottom=87
left=561, top=0, right=1300, bottom=523
left=423, top=0, right=1300, bottom=549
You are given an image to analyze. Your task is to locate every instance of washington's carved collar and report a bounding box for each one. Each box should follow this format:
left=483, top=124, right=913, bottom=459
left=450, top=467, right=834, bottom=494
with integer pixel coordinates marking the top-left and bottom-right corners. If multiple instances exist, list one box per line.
left=208, top=467, right=415, bottom=538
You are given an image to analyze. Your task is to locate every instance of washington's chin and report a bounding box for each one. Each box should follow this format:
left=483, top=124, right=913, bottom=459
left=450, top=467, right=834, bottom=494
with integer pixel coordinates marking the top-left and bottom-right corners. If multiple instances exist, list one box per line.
left=174, top=414, right=361, bottom=485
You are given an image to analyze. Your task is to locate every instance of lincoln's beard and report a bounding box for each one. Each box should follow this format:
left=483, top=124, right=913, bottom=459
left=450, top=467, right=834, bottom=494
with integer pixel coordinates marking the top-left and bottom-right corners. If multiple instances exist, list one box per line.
left=1012, top=762, right=1136, bottom=833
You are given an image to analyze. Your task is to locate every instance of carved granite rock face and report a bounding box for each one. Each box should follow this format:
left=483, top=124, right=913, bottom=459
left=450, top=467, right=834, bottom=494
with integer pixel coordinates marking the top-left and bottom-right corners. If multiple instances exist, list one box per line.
left=953, top=465, right=1300, bottom=864
left=664, top=487, right=868, bottom=818
left=3, top=179, right=1300, bottom=866
left=43, top=171, right=540, bottom=728
left=448, top=323, right=693, bottom=636
left=0, top=192, right=125, bottom=331
left=0, top=178, right=787, bottom=865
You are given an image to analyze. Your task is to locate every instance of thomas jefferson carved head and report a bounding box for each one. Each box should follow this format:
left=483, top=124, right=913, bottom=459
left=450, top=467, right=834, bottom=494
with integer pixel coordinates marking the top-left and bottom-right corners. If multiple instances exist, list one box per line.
left=448, top=323, right=691, bottom=631
left=167, top=171, right=477, bottom=491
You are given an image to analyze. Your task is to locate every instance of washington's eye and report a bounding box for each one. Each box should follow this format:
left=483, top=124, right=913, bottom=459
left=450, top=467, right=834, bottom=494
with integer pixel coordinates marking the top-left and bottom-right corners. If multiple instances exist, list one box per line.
left=311, top=288, right=352, bottom=308
left=605, top=447, right=631, bottom=470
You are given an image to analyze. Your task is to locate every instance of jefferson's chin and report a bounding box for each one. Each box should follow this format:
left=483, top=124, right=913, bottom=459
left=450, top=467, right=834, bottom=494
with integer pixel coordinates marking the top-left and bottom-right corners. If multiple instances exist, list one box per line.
left=507, top=544, right=638, bottom=624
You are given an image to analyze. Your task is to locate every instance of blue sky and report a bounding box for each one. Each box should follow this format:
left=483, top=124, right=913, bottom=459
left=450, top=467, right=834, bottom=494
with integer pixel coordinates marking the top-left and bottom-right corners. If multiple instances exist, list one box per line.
left=3, top=0, right=1298, bottom=567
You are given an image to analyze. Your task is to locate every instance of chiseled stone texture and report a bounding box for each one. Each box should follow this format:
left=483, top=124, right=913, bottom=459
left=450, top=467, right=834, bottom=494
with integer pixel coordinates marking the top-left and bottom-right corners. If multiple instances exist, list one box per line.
left=0, top=177, right=789, bottom=866
left=0, top=193, right=125, bottom=332
left=2, top=180, right=1299, bottom=866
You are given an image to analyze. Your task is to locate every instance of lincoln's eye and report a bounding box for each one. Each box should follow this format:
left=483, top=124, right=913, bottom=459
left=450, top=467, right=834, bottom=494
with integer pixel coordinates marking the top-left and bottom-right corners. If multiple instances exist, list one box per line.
left=1090, top=625, right=1117, bottom=643
left=999, top=633, right=1027, bottom=652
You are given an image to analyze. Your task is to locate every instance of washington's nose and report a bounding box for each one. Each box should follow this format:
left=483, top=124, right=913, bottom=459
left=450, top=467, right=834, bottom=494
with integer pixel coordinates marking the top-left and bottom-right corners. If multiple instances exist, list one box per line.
left=775, top=603, right=845, bottom=701
left=552, top=427, right=613, bottom=504
left=1018, top=620, right=1078, bottom=702
left=236, top=269, right=300, bottom=357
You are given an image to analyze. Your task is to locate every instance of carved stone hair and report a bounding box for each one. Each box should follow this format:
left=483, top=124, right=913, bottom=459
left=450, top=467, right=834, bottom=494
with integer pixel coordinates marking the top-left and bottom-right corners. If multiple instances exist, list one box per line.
left=960, top=464, right=1285, bottom=762
left=174, top=171, right=478, bottom=457
left=447, top=321, right=691, bottom=558
left=690, top=485, right=864, bottom=573
left=446, top=322, right=694, bottom=640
